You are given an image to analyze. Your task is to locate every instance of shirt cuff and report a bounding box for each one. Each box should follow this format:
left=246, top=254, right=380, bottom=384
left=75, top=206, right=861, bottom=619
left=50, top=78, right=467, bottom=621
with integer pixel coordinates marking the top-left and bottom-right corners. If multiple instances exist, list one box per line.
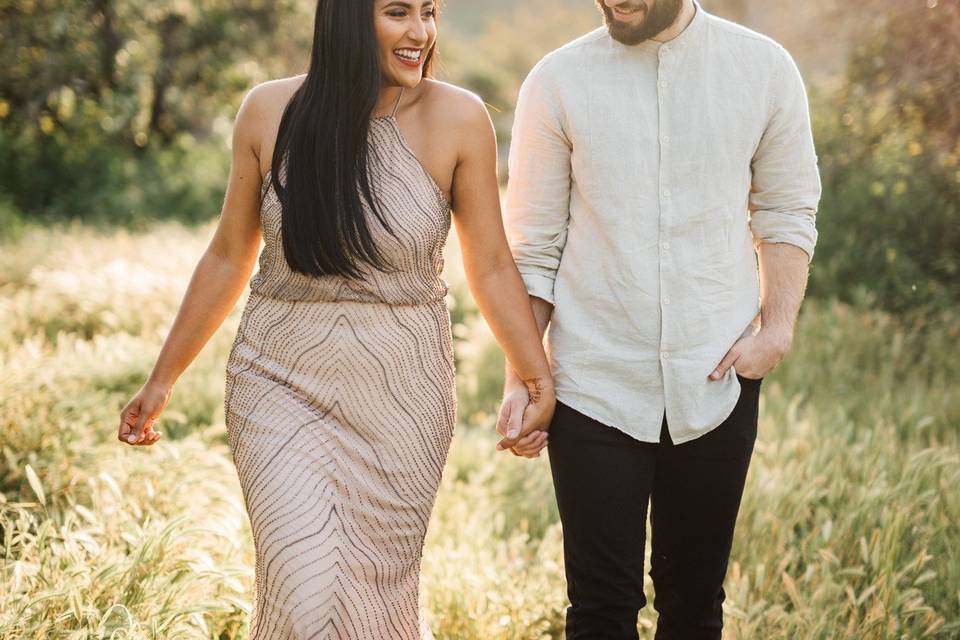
left=518, top=270, right=557, bottom=305
left=750, top=210, right=818, bottom=263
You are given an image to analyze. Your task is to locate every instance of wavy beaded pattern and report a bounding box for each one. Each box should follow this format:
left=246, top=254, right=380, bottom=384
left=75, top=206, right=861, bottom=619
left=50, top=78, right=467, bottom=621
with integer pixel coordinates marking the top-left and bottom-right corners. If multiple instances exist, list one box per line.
left=224, top=116, right=455, bottom=639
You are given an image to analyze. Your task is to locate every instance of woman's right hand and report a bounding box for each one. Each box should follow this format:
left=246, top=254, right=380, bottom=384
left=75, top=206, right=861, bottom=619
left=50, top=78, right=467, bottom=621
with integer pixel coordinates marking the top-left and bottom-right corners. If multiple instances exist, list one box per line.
left=117, top=380, right=172, bottom=446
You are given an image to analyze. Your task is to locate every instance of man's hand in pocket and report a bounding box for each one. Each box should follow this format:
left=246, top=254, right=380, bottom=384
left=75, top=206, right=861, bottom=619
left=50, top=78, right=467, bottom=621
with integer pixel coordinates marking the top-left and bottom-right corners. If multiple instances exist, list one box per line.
left=709, top=327, right=792, bottom=381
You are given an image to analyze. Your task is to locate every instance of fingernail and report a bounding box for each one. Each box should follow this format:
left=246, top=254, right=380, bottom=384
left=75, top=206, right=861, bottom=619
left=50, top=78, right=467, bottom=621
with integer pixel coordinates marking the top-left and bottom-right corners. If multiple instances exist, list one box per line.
left=508, top=430, right=519, bottom=439
left=127, top=435, right=137, bottom=443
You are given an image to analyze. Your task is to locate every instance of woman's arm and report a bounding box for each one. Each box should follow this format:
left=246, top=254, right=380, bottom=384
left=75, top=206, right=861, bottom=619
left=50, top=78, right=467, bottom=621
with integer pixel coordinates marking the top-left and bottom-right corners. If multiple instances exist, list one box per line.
left=448, top=92, right=556, bottom=454
left=496, top=56, right=573, bottom=456
left=117, top=85, right=269, bottom=446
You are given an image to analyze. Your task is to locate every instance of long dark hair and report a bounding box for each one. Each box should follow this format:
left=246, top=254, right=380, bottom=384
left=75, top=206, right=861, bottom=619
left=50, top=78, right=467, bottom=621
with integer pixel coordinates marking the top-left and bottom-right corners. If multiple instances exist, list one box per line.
left=269, top=0, right=439, bottom=279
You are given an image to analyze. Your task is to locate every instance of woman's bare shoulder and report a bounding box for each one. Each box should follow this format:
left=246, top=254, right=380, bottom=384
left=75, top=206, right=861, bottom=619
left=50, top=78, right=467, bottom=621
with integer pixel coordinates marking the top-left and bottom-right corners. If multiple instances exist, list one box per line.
left=235, top=75, right=306, bottom=173
left=417, top=79, right=493, bottom=144
left=240, top=74, right=305, bottom=115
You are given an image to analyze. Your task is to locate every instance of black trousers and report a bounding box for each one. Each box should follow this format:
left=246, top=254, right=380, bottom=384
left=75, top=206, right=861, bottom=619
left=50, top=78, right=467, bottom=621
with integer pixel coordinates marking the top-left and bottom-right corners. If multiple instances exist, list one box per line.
left=547, top=374, right=762, bottom=640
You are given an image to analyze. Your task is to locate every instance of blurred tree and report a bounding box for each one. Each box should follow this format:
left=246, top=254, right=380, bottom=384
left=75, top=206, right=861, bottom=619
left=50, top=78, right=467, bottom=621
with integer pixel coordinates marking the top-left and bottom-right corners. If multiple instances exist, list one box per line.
left=1, top=0, right=295, bottom=146
left=809, top=0, right=960, bottom=313
left=0, top=0, right=303, bottom=223
left=847, top=0, right=960, bottom=154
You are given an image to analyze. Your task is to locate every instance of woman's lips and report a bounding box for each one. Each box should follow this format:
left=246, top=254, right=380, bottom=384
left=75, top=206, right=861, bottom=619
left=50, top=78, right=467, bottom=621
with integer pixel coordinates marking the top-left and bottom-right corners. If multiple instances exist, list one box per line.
left=394, top=49, right=423, bottom=68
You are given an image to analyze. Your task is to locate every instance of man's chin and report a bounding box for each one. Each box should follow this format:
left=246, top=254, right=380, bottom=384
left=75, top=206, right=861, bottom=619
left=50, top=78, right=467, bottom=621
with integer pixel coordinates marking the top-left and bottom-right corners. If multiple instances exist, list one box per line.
left=600, top=0, right=683, bottom=46
left=602, top=8, right=652, bottom=45
left=606, top=22, right=652, bottom=45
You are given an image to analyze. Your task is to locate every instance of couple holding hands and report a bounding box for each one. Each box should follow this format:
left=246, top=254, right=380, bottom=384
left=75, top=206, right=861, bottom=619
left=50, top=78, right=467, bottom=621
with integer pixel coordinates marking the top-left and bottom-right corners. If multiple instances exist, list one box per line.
left=118, top=0, right=820, bottom=637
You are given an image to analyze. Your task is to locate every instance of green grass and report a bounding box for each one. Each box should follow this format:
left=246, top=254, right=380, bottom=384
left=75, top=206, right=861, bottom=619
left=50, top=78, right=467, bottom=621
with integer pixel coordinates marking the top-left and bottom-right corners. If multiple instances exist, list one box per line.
left=1, top=220, right=958, bottom=639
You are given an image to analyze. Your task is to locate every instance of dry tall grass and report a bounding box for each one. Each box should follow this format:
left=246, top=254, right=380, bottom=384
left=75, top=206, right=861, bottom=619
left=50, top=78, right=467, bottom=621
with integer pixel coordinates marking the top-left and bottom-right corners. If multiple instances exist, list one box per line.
left=1, top=221, right=957, bottom=639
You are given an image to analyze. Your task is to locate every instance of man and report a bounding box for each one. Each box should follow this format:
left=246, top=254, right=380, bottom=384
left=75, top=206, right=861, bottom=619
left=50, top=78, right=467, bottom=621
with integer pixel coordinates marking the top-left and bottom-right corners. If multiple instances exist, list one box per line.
left=495, top=0, right=821, bottom=638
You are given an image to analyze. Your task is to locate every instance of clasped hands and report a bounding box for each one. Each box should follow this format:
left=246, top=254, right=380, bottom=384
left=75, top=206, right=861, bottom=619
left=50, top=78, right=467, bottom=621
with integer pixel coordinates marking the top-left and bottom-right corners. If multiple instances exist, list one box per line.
left=494, top=326, right=791, bottom=458
left=494, top=372, right=556, bottom=458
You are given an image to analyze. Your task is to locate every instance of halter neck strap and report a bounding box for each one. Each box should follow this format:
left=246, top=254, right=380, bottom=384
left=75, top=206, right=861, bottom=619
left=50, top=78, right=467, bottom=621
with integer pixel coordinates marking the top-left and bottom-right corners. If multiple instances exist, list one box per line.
left=390, top=87, right=405, bottom=118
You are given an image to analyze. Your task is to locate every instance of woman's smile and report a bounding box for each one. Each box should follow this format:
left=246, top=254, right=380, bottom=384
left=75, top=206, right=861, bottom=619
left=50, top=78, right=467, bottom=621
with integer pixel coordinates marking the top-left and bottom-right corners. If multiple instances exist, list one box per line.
left=393, top=47, right=423, bottom=68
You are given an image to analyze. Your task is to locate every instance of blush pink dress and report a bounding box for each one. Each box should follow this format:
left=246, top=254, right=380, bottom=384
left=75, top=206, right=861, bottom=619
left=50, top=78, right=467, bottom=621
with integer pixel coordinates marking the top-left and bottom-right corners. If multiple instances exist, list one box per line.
left=224, top=101, right=455, bottom=639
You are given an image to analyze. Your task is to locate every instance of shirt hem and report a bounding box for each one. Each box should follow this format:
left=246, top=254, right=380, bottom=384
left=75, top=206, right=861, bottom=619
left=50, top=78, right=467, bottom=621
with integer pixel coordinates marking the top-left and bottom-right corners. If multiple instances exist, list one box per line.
left=667, top=391, right=741, bottom=445
left=554, top=390, right=663, bottom=444
left=554, top=384, right=741, bottom=446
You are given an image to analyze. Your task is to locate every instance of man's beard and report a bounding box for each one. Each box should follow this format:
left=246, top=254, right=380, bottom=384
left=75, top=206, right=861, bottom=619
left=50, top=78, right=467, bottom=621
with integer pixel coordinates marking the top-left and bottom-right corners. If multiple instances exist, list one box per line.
left=596, top=0, right=683, bottom=45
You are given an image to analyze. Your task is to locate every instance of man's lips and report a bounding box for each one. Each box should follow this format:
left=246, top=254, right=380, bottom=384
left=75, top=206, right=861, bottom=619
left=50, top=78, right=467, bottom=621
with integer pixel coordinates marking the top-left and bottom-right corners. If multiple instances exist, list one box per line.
left=611, top=3, right=647, bottom=21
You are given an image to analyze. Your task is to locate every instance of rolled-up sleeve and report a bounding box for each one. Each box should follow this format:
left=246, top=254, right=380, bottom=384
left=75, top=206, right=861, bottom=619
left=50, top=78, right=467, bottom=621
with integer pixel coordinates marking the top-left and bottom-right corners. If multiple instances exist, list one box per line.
left=748, top=46, right=822, bottom=263
left=504, top=57, right=572, bottom=305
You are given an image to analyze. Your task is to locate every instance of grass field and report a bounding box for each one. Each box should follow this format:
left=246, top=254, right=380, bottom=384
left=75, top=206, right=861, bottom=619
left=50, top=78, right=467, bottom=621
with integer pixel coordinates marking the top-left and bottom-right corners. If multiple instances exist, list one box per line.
left=1, top=220, right=958, bottom=639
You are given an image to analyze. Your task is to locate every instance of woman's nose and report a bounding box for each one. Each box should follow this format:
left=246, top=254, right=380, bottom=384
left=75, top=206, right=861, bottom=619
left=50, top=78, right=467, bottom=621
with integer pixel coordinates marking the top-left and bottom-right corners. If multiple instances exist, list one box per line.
left=408, top=19, right=428, bottom=44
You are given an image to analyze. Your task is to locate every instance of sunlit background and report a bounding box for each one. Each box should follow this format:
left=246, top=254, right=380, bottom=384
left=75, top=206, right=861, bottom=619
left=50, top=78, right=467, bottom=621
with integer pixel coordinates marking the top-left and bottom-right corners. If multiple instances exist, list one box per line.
left=1, top=1, right=958, bottom=638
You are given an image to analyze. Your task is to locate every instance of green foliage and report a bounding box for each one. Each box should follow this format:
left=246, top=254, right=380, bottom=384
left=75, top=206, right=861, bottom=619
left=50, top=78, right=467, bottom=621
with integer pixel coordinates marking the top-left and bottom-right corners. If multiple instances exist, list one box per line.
left=1, top=124, right=232, bottom=228
left=810, top=93, right=960, bottom=312
left=1, top=223, right=958, bottom=639
left=807, top=0, right=960, bottom=313
left=846, top=0, right=960, bottom=155
left=0, top=194, right=26, bottom=244
left=0, top=0, right=300, bottom=225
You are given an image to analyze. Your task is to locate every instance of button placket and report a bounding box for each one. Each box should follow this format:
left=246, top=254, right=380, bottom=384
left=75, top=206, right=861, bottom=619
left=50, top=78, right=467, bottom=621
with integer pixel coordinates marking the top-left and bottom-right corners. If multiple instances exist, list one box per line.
left=657, top=44, right=672, bottom=360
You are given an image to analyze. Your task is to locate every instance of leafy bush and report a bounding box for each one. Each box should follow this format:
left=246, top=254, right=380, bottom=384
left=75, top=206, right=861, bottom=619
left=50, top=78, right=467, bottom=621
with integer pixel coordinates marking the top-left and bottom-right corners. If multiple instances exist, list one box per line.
left=806, top=0, right=960, bottom=312
left=0, top=0, right=302, bottom=227
left=810, top=92, right=960, bottom=312
left=1, top=123, right=231, bottom=229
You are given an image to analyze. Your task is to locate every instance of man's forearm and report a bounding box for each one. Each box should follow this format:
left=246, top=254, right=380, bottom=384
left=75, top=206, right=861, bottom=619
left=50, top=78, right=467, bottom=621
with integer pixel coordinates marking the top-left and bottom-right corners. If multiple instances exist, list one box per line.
left=505, top=295, right=554, bottom=387
left=529, top=295, right=554, bottom=339
left=757, top=241, right=810, bottom=345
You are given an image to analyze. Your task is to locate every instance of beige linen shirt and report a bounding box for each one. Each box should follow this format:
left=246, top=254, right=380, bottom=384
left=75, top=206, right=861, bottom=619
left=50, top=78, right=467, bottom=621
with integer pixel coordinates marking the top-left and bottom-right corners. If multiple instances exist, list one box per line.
left=504, top=2, right=821, bottom=444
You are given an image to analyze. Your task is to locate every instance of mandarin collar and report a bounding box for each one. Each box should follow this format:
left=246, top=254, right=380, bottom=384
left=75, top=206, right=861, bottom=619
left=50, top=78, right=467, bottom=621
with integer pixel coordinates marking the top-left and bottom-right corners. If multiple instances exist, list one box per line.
left=616, top=0, right=708, bottom=54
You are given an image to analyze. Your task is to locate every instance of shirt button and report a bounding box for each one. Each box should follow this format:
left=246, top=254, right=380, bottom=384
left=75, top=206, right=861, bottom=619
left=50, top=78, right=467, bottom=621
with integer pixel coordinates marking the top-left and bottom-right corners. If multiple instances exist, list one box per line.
left=663, top=297, right=671, bottom=305
left=659, top=80, right=669, bottom=88
left=662, top=241, right=671, bottom=250
left=661, top=135, right=670, bottom=144
left=661, top=350, right=670, bottom=359
left=662, top=189, right=672, bottom=198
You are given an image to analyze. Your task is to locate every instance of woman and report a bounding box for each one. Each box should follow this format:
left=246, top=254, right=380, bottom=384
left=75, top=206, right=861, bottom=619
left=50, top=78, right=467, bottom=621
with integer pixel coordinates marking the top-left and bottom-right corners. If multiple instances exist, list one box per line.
left=115, top=0, right=554, bottom=637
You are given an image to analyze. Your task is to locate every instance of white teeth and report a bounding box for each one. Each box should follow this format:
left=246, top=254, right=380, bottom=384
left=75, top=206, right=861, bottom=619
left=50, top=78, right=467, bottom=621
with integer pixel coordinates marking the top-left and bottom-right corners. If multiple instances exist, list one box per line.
left=394, top=49, right=421, bottom=61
